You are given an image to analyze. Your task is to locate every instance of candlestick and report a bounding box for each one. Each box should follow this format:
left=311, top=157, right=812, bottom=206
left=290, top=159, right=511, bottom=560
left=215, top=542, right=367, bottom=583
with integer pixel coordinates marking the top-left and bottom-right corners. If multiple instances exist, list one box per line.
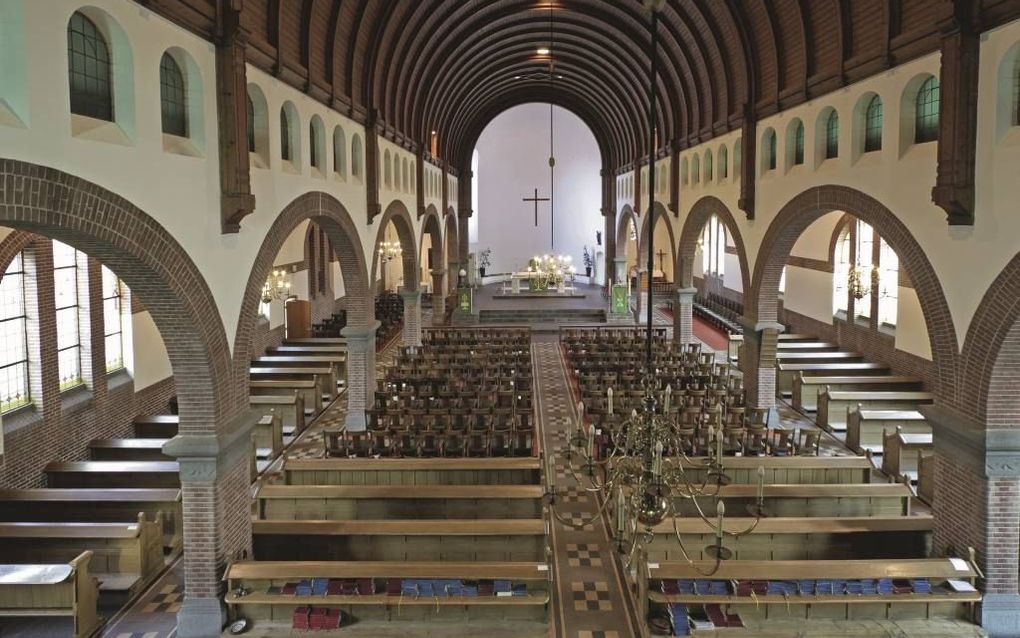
left=577, top=401, right=585, bottom=417
left=716, top=499, right=725, bottom=541
left=587, top=423, right=596, bottom=460
left=663, top=385, right=672, bottom=414
left=716, top=427, right=724, bottom=462
left=757, top=466, right=765, bottom=504
left=547, top=454, right=557, bottom=494
left=652, top=441, right=663, bottom=480
left=707, top=425, right=715, bottom=457
left=615, top=486, right=627, bottom=539
left=607, top=387, right=614, bottom=416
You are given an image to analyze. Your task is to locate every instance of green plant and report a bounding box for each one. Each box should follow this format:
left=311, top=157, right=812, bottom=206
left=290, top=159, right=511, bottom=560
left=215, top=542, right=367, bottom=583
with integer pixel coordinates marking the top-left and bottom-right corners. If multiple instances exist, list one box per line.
left=478, top=248, right=492, bottom=269
left=582, top=246, right=594, bottom=269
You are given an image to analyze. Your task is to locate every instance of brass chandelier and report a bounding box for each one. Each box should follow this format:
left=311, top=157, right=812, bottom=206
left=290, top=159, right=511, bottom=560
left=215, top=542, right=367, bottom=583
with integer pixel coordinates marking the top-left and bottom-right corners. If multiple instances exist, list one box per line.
left=544, top=0, right=766, bottom=576
left=261, top=269, right=292, bottom=304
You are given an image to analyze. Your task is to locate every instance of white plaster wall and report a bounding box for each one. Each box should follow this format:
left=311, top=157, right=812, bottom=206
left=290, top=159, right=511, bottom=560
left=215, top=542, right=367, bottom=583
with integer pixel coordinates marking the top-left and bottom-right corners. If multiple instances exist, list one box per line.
left=473, top=104, right=601, bottom=273
left=129, top=311, right=171, bottom=390
left=783, top=266, right=834, bottom=325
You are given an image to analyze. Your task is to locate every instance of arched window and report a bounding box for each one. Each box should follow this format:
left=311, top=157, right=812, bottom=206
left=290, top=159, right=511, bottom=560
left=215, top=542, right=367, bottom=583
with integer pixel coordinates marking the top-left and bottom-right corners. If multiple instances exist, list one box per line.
left=680, top=157, right=689, bottom=185
left=333, top=126, right=347, bottom=177
left=246, top=95, right=255, bottom=153
left=159, top=52, right=187, bottom=136
left=824, top=111, right=839, bottom=159
left=67, top=11, right=112, bottom=121
left=915, top=76, right=940, bottom=143
left=1013, top=57, right=1020, bottom=126
left=832, top=219, right=899, bottom=326
left=764, top=128, right=777, bottom=171
left=718, top=146, right=728, bottom=180
left=692, top=155, right=700, bottom=184
left=864, top=96, right=883, bottom=152
left=0, top=253, right=30, bottom=412
left=833, top=229, right=850, bottom=316
left=102, top=265, right=124, bottom=371
left=792, top=121, right=804, bottom=165
left=53, top=240, right=83, bottom=390
left=704, top=150, right=713, bottom=182
left=700, top=215, right=726, bottom=277
left=394, top=156, right=401, bottom=191
left=352, top=134, right=363, bottom=179
left=384, top=150, right=392, bottom=188
left=280, top=108, right=292, bottom=162
left=309, top=122, right=319, bottom=170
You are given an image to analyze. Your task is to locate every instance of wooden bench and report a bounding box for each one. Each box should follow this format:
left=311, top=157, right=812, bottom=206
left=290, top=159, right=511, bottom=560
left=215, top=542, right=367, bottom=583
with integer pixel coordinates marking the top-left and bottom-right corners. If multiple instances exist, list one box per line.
left=250, top=393, right=306, bottom=437
left=88, top=438, right=171, bottom=462
left=918, top=452, right=936, bottom=504
left=778, top=333, right=815, bottom=341
left=283, top=337, right=347, bottom=347
left=253, top=412, right=284, bottom=461
left=775, top=351, right=863, bottom=363
left=642, top=557, right=981, bottom=628
left=0, top=551, right=101, bottom=638
left=249, top=367, right=337, bottom=398
left=647, top=515, right=932, bottom=561
left=817, top=390, right=934, bottom=433
left=671, top=483, right=913, bottom=518
left=132, top=415, right=178, bottom=439
left=224, top=560, right=550, bottom=626
left=881, top=428, right=934, bottom=483
left=0, top=514, right=164, bottom=598
left=271, top=344, right=346, bottom=356
left=673, top=455, right=874, bottom=485
left=776, top=341, right=838, bottom=351
left=252, top=355, right=347, bottom=384
left=776, top=362, right=890, bottom=397
left=255, top=485, right=545, bottom=520
left=250, top=377, right=330, bottom=410
left=0, top=488, right=182, bottom=551
left=252, top=519, right=548, bottom=562
left=284, top=457, right=543, bottom=487
left=846, top=408, right=930, bottom=455
left=46, top=461, right=180, bottom=489
left=792, top=374, right=922, bottom=413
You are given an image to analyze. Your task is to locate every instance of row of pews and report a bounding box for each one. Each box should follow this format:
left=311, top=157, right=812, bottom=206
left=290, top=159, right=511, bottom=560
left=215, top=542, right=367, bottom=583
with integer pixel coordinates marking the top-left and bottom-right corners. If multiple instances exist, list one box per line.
left=226, top=328, right=551, bottom=636
left=772, top=335, right=936, bottom=492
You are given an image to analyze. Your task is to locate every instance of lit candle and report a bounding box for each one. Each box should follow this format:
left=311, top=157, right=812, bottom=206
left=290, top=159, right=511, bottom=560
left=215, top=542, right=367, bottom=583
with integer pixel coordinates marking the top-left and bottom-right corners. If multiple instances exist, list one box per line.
left=716, top=427, right=724, bottom=461
left=663, top=385, right=672, bottom=414
left=577, top=401, right=585, bottom=419
left=716, top=500, right=725, bottom=542
left=707, top=425, right=715, bottom=457
left=607, top=387, right=614, bottom=416
left=652, top=441, right=664, bottom=479
left=547, top=454, right=557, bottom=494
left=616, top=486, right=628, bottom=538
left=587, top=423, right=596, bottom=459
left=756, top=466, right=765, bottom=505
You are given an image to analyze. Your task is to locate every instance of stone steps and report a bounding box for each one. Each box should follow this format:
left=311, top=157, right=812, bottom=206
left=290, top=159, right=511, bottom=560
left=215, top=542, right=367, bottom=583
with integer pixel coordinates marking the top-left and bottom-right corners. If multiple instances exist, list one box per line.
left=478, top=309, right=607, bottom=325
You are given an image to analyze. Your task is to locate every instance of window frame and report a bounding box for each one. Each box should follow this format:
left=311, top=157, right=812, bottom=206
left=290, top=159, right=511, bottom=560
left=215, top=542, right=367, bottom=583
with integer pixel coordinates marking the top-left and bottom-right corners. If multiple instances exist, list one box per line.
left=766, top=129, right=777, bottom=171
left=915, top=77, right=940, bottom=144
left=101, top=265, right=125, bottom=373
left=0, top=254, right=30, bottom=413
left=1012, top=57, right=1020, bottom=127
left=246, top=95, right=256, bottom=153
left=280, top=108, right=292, bottom=162
left=67, top=11, right=113, bottom=122
left=53, top=241, right=84, bottom=391
left=825, top=111, right=840, bottom=159
left=794, top=121, right=805, bottom=165
left=864, top=96, right=883, bottom=152
left=159, top=52, right=188, bottom=137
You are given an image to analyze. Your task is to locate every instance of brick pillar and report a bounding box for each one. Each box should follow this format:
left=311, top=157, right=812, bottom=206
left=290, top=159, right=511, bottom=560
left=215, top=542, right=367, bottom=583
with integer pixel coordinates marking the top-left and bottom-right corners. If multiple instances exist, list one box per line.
left=739, top=321, right=781, bottom=409
left=341, top=321, right=380, bottom=431
left=675, top=287, right=697, bottom=345
left=400, top=289, right=422, bottom=347
left=164, top=415, right=256, bottom=637
left=431, top=270, right=446, bottom=326
left=923, top=405, right=1020, bottom=637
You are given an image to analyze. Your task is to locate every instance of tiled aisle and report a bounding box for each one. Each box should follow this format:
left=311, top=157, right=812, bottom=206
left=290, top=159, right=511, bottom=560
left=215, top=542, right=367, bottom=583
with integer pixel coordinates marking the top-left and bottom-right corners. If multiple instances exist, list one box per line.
left=533, top=334, right=641, bottom=638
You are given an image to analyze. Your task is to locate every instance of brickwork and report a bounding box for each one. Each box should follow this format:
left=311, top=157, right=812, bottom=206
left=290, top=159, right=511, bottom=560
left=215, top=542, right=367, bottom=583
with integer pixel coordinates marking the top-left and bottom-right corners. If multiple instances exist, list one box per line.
left=401, top=289, right=422, bottom=347
left=675, top=287, right=696, bottom=344
left=431, top=270, right=446, bottom=325
left=676, top=196, right=751, bottom=293
left=249, top=317, right=285, bottom=359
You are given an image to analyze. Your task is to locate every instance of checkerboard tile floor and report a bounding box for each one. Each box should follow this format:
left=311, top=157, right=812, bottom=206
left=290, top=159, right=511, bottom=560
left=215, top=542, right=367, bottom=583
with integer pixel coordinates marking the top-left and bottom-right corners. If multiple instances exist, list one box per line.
left=571, top=581, right=613, bottom=611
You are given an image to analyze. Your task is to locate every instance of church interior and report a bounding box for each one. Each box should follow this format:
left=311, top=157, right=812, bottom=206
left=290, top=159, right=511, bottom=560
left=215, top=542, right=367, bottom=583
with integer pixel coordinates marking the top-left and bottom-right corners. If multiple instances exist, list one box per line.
left=1, top=0, right=1020, bottom=636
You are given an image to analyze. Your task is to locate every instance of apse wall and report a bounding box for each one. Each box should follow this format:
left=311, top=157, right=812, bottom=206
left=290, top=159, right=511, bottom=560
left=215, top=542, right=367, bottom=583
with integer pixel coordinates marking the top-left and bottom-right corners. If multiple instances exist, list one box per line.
left=473, top=104, right=602, bottom=275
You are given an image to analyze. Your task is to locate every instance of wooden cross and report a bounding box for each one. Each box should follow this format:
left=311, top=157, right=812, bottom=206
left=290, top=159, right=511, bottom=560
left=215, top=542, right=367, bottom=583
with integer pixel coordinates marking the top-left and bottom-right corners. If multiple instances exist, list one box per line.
left=522, top=188, right=551, bottom=227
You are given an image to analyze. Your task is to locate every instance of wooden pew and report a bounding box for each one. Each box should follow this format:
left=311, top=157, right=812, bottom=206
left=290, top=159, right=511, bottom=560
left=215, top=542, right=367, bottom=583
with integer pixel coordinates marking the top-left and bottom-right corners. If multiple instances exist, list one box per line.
left=252, top=518, right=548, bottom=562
left=282, top=337, right=346, bottom=347
left=252, top=355, right=346, bottom=385
left=778, top=333, right=815, bottom=341
left=776, top=341, right=838, bottom=351
left=0, top=514, right=164, bottom=598
left=642, top=557, right=981, bottom=630
left=846, top=408, right=930, bottom=455
left=792, top=374, right=922, bottom=413
left=647, top=515, right=932, bottom=561
left=249, top=367, right=337, bottom=399
left=881, top=428, right=934, bottom=483
left=46, top=461, right=180, bottom=489
left=0, top=551, right=101, bottom=638
left=255, top=484, right=544, bottom=520
left=670, top=483, right=913, bottom=518
left=88, top=438, right=171, bottom=462
left=283, top=457, right=543, bottom=487
left=671, top=455, right=874, bottom=485
left=775, top=351, right=863, bottom=363
left=250, top=393, right=306, bottom=437
left=250, top=377, right=330, bottom=410
left=0, top=488, right=182, bottom=551
left=816, top=390, right=934, bottom=433
left=271, top=344, right=346, bottom=355
left=776, top=362, right=890, bottom=397
left=224, top=560, right=550, bottom=627
left=133, top=415, right=178, bottom=439
left=252, top=412, right=284, bottom=461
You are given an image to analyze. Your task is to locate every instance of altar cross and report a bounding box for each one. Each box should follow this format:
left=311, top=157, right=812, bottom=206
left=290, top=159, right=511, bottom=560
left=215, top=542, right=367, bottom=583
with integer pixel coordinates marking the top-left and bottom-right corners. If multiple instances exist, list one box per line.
left=522, top=188, right=551, bottom=227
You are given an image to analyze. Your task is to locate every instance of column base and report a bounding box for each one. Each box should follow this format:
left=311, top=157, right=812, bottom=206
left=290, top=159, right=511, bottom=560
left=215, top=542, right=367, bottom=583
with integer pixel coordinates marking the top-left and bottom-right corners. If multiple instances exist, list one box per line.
left=177, top=596, right=225, bottom=638
left=982, top=594, right=1020, bottom=637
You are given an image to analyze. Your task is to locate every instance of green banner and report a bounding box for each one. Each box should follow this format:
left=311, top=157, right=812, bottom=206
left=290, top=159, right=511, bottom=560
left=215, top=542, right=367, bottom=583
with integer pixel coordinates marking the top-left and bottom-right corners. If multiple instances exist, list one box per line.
left=458, top=288, right=472, bottom=312
left=611, top=284, right=629, bottom=315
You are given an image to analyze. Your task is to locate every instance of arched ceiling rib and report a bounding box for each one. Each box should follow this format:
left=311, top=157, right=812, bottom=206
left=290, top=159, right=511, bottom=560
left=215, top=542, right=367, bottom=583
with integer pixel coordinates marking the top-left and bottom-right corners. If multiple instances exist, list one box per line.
left=148, top=0, right=1017, bottom=173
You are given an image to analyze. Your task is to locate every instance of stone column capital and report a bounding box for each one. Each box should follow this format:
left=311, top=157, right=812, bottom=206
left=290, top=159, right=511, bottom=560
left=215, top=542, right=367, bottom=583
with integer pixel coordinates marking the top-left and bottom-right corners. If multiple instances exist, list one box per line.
left=922, top=404, right=1020, bottom=479
left=162, top=410, right=260, bottom=483
left=676, top=287, right=698, bottom=302
left=400, top=288, right=423, bottom=303
left=341, top=321, right=381, bottom=345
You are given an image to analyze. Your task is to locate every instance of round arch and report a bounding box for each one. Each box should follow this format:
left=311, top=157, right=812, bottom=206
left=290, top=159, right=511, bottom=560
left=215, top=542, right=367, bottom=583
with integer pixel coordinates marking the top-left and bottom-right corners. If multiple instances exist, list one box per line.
left=616, top=205, right=637, bottom=255
left=747, top=185, right=960, bottom=396
left=233, top=192, right=372, bottom=389
left=419, top=205, right=443, bottom=286
left=444, top=211, right=459, bottom=293
left=637, top=201, right=678, bottom=282
left=371, top=200, right=420, bottom=293
left=677, top=195, right=751, bottom=294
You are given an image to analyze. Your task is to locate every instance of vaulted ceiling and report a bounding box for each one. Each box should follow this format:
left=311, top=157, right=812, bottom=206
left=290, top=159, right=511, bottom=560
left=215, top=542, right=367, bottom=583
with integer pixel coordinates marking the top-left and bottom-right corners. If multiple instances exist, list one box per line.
left=149, top=0, right=1020, bottom=172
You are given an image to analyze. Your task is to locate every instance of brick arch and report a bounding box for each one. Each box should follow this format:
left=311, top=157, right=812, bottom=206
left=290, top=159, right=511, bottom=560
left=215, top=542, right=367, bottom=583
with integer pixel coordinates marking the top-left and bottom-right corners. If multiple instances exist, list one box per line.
left=0, top=230, right=38, bottom=274
left=233, top=191, right=371, bottom=391
left=959, top=253, right=1020, bottom=424
left=616, top=205, right=637, bottom=258
left=419, top=205, right=443, bottom=270
left=444, top=210, right=459, bottom=271
left=747, top=185, right=960, bottom=398
left=637, top=201, right=678, bottom=279
left=677, top=195, right=751, bottom=294
left=371, top=200, right=419, bottom=293
left=0, top=159, right=235, bottom=432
